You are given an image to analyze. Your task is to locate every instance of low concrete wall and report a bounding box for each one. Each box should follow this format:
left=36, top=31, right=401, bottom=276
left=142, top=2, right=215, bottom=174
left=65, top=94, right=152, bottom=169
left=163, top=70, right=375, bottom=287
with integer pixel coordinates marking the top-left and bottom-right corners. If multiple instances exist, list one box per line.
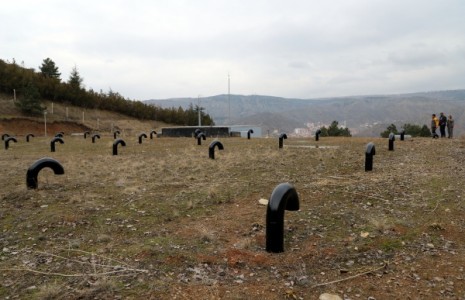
left=161, top=126, right=230, bottom=137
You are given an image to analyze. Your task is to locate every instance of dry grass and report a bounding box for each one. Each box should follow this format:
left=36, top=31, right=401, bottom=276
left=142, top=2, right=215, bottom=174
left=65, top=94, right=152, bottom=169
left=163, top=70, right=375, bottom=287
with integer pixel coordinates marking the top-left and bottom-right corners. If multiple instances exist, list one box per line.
left=1, top=135, right=465, bottom=299
left=0, top=95, right=168, bottom=135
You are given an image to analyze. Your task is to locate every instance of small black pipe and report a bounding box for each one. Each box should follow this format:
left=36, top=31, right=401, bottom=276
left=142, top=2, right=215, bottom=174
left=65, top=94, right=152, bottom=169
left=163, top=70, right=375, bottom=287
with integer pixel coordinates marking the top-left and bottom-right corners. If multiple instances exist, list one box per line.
left=266, top=183, right=300, bottom=253
left=388, top=133, right=395, bottom=151
left=194, top=129, right=202, bottom=137
left=247, top=129, right=254, bottom=139
left=315, top=129, right=321, bottom=141
left=197, top=132, right=206, bottom=145
left=113, top=139, right=126, bottom=155
left=92, top=134, right=101, bottom=143
left=279, top=133, right=287, bottom=149
left=150, top=130, right=157, bottom=139
left=84, top=131, right=90, bottom=139
left=400, top=130, right=405, bottom=141
left=50, top=137, right=64, bottom=152
left=138, top=133, right=147, bottom=144
left=2, top=133, right=10, bottom=141
left=4, top=137, right=17, bottom=150
left=55, top=133, right=63, bottom=138
left=365, top=142, right=376, bottom=171
left=209, top=140, right=224, bottom=159
left=26, top=157, right=64, bottom=189
left=114, top=130, right=120, bottom=139
left=26, top=133, right=34, bottom=142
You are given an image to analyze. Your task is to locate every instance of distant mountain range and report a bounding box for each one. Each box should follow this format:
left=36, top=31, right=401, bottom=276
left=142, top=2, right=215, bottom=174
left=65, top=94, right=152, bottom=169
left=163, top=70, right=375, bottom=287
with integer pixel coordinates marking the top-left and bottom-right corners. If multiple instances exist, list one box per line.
left=145, top=90, right=465, bottom=137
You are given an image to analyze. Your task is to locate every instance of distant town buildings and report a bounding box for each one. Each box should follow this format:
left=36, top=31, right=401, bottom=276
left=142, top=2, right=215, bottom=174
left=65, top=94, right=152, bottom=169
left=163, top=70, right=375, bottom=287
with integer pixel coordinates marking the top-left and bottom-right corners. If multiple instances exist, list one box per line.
left=290, top=120, right=386, bottom=137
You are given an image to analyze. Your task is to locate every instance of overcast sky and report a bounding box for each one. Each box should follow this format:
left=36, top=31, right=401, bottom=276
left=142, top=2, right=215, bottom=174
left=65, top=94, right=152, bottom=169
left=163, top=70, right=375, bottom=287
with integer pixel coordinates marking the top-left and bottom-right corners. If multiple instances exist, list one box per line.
left=2, top=0, right=465, bottom=100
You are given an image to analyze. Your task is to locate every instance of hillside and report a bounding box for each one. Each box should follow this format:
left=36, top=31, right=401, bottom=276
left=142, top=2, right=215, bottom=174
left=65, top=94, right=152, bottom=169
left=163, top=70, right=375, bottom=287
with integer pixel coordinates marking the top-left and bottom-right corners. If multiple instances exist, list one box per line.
left=146, top=90, right=465, bottom=137
left=0, top=93, right=166, bottom=136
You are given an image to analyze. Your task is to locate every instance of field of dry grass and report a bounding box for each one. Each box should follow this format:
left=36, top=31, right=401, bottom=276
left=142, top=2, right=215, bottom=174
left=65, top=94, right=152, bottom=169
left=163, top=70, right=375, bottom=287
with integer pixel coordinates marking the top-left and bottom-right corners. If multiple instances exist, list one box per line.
left=0, top=95, right=166, bottom=135
left=1, top=134, right=465, bottom=299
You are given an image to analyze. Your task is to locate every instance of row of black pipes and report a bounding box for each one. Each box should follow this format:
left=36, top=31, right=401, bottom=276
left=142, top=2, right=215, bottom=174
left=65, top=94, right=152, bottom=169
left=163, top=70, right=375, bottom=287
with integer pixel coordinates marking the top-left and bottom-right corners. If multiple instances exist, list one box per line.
left=16, top=129, right=402, bottom=253
left=3, top=127, right=346, bottom=152
left=2, top=130, right=158, bottom=152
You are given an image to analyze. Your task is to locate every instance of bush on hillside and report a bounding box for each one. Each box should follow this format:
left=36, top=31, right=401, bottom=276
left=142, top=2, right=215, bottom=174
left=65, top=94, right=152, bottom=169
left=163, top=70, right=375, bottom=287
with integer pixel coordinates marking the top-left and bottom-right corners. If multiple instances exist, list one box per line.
left=380, top=123, right=431, bottom=137
left=320, top=120, right=351, bottom=137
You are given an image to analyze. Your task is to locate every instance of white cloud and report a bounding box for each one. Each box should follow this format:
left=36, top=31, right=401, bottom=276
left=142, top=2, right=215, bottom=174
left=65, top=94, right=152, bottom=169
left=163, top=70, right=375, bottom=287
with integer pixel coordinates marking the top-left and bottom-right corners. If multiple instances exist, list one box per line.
left=1, top=0, right=465, bottom=99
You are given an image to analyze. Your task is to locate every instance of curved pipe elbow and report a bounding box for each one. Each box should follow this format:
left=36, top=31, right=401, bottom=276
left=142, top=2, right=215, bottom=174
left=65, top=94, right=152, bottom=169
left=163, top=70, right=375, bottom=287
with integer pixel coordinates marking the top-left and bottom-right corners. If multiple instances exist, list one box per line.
left=197, top=133, right=206, bottom=145
left=278, top=133, right=287, bottom=148
left=365, top=142, right=376, bottom=171
left=388, top=133, right=395, bottom=151
left=113, top=139, right=126, bottom=155
left=26, top=133, right=34, bottom=142
left=266, top=183, right=300, bottom=253
left=92, top=134, right=101, bottom=143
left=208, top=141, right=224, bottom=159
left=138, top=133, right=147, bottom=144
left=366, top=142, right=375, bottom=155
left=388, top=133, right=395, bottom=141
left=5, top=137, right=17, bottom=150
left=150, top=130, right=157, bottom=139
left=315, top=129, right=321, bottom=141
left=247, top=129, right=254, bottom=139
left=50, top=137, right=64, bottom=152
left=26, top=157, right=64, bottom=189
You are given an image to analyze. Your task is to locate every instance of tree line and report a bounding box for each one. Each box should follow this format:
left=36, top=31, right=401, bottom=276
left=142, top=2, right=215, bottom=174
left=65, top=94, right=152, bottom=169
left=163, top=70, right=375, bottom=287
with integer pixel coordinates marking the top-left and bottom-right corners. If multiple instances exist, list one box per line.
left=0, top=58, right=215, bottom=126
left=319, top=121, right=352, bottom=137
left=380, top=123, right=430, bottom=137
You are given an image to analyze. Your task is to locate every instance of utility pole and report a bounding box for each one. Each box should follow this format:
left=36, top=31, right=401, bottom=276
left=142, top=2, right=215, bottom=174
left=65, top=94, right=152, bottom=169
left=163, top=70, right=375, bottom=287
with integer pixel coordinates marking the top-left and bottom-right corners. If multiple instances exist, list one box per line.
left=44, top=111, right=47, bottom=137
left=198, top=95, right=201, bottom=126
left=228, top=73, right=231, bottom=124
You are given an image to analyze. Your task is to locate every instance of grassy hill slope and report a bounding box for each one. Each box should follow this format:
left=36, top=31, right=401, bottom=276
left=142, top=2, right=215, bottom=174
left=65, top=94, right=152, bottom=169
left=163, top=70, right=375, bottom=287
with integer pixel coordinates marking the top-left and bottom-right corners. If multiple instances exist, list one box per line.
left=1, top=93, right=168, bottom=136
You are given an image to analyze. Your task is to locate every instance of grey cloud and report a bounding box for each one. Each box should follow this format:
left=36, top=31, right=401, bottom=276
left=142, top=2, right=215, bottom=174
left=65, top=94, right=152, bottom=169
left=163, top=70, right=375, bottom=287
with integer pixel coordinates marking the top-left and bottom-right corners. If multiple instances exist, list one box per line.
left=2, top=0, right=465, bottom=99
left=288, top=61, right=312, bottom=69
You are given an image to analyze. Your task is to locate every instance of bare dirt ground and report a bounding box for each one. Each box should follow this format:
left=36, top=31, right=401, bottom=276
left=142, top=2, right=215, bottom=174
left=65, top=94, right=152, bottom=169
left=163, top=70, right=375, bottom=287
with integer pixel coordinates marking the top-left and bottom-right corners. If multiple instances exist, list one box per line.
left=0, top=96, right=163, bottom=137
left=0, top=125, right=464, bottom=299
left=0, top=118, right=91, bottom=136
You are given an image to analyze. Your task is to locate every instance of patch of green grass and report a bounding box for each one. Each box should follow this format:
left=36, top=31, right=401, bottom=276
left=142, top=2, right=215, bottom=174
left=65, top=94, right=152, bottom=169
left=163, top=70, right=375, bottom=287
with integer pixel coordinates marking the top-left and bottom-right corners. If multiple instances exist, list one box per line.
left=380, top=238, right=403, bottom=252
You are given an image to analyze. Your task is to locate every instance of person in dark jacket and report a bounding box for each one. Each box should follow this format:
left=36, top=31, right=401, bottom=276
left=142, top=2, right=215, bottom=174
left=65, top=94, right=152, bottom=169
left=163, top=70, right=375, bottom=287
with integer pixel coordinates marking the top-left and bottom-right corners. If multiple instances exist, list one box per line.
left=439, top=112, right=447, bottom=138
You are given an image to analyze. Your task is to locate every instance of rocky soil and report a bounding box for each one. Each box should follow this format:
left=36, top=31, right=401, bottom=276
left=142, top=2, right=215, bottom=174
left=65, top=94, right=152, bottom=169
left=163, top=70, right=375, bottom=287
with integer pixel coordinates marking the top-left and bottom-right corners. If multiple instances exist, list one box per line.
left=0, top=134, right=464, bottom=299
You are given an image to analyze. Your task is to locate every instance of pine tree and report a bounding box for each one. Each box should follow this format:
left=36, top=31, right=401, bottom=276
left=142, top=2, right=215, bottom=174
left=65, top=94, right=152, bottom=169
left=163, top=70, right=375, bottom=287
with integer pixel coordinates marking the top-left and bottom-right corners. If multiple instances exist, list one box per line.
left=39, top=58, right=61, bottom=79
left=68, top=66, right=83, bottom=89
left=380, top=124, right=398, bottom=138
left=15, top=81, right=45, bottom=115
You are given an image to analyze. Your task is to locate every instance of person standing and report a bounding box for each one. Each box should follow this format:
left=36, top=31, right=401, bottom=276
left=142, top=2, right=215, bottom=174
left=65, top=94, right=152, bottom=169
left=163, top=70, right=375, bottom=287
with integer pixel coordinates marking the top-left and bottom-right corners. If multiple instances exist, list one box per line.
left=447, top=115, right=454, bottom=138
left=431, top=114, right=439, bottom=138
left=439, top=112, right=447, bottom=138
